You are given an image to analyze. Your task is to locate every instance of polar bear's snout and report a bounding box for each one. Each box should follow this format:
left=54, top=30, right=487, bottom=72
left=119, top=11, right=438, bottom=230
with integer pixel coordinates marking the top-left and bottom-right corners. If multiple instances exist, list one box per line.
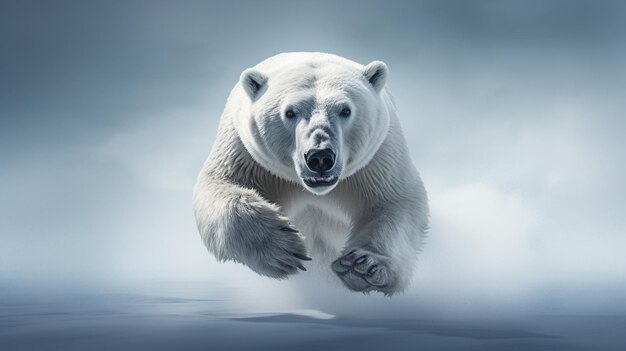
left=296, top=114, right=344, bottom=194
left=305, top=148, right=335, bottom=174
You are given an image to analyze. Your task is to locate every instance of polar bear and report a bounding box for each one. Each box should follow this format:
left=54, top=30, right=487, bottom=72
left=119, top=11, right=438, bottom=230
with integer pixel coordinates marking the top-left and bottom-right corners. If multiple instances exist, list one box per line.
left=193, top=52, right=428, bottom=295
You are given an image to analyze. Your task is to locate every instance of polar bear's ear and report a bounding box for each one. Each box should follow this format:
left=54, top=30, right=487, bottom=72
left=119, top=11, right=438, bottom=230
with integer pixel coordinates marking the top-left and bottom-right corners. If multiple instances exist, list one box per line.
left=240, top=68, right=268, bottom=100
left=363, top=61, right=388, bottom=93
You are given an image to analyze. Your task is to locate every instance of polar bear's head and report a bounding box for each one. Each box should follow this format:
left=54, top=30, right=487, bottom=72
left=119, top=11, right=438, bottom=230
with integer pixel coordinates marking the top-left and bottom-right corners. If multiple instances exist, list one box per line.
left=234, top=54, right=391, bottom=195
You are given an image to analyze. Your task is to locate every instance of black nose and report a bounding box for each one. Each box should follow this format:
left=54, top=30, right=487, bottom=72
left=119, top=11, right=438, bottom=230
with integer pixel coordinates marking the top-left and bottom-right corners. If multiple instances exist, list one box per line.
left=305, top=148, right=335, bottom=173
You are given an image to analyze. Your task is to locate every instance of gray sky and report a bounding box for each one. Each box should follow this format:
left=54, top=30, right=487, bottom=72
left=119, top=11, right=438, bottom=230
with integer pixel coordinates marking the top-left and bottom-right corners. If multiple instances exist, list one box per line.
left=1, top=0, right=625, bottom=315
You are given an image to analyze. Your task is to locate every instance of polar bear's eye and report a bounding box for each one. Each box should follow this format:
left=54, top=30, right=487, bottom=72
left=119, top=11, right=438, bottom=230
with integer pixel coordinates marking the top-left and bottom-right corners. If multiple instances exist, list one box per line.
left=285, top=110, right=296, bottom=118
left=340, top=107, right=351, bottom=117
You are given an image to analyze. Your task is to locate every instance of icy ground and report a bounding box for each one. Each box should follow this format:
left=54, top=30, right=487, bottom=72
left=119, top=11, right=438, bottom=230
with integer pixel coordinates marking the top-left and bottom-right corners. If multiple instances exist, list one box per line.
left=1, top=283, right=625, bottom=351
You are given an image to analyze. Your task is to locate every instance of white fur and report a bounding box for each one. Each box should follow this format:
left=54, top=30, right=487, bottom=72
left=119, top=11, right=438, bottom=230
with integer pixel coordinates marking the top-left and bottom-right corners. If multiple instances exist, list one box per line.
left=193, top=52, right=429, bottom=295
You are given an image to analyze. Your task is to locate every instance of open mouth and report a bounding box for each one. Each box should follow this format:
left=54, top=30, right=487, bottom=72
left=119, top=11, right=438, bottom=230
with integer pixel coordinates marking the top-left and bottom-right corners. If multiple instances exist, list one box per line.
left=302, top=175, right=339, bottom=188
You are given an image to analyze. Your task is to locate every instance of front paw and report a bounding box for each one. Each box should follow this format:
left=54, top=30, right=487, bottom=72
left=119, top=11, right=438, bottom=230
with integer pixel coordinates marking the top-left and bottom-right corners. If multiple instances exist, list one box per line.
left=241, top=205, right=311, bottom=279
left=331, top=248, right=395, bottom=294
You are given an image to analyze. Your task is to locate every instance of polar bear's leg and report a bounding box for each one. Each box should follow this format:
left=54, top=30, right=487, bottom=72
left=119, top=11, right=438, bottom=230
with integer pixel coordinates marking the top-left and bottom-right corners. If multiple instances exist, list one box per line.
left=193, top=175, right=311, bottom=278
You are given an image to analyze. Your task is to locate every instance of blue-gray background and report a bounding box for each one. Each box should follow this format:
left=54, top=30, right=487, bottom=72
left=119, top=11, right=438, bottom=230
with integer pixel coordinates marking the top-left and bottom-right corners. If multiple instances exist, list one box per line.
left=1, top=1, right=626, bottom=349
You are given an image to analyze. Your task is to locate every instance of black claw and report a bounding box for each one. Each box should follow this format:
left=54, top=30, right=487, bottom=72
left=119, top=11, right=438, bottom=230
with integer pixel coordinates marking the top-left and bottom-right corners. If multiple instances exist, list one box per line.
left=355, top=255, right=367, bottom=265
left=368, top=265, right=379, bottom=276
left=280, top=227, right=299, bottom=233
left=296, top=262, right=307, bottom=271
left=293, top=253, right=312, bottom=261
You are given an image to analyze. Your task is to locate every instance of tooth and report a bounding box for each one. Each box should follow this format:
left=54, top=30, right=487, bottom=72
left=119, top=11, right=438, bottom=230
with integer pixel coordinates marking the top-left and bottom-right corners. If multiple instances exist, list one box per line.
left=310, top=178, right=317, bottom=183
